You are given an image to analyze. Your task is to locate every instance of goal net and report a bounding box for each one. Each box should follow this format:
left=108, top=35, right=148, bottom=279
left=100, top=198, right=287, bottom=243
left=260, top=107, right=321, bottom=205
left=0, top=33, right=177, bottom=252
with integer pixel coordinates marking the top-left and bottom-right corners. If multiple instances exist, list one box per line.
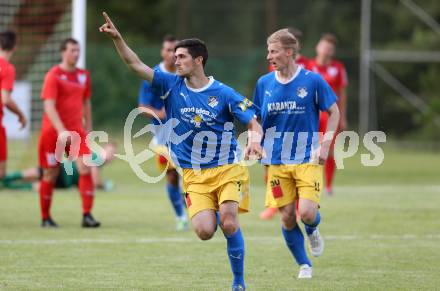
left=0, top=0, right=73, bottom=132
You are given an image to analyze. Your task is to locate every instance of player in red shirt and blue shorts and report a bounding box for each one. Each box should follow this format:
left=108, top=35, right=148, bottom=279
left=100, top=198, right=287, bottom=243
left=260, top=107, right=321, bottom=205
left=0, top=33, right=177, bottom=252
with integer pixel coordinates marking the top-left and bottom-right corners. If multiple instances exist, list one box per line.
left=307, top=33, right=348, bottom=195
left=0, top=31, right=27, bottom=179
left=38, top=38, right=100, bottom=228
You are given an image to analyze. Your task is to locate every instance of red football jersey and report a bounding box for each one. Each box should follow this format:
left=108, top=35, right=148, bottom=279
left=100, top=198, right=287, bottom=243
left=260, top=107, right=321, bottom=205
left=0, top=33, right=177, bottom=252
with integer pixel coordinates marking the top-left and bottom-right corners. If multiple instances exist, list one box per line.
left=296, top=55, right=309, bottom=68
left=306, top=59, right=348, bottom=93
left=0, top=57, right=16, bottom=121
left=41, top=65, right=91, bottom=131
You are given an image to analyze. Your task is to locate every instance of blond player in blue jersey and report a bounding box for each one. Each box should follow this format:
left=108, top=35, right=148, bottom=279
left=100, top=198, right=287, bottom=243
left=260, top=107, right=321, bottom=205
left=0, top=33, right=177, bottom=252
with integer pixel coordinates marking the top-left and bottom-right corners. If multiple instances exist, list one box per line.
left=254, top=29, right=340, bottom=279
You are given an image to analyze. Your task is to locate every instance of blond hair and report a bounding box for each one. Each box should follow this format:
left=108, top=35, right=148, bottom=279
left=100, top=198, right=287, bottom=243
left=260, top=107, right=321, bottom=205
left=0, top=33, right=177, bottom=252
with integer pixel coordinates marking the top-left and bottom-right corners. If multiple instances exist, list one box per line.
left=267, top=28, right=299, bottom=59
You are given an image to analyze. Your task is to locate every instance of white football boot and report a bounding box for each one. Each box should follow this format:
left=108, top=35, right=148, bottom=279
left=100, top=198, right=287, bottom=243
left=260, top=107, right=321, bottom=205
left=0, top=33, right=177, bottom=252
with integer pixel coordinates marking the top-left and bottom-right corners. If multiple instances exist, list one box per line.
left=298, top=264, right=312, bottom=279
left=307, top=228, right=324, bottom=257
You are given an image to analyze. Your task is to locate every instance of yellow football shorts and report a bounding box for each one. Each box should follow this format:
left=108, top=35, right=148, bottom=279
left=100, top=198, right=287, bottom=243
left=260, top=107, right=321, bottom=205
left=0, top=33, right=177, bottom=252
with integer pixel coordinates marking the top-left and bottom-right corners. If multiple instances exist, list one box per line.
left=265, top=163, right=323, bottom=208
left=182, top=164, right=250, bottom=218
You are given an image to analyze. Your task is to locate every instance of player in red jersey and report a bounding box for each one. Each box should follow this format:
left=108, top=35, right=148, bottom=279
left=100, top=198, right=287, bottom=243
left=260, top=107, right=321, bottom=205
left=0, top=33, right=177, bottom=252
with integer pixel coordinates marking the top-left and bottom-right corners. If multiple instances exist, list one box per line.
left=0, top=30, right=27, bottom=179
left=38, top=38, right=100, bottom=228
left=307, top=33, right=348, bottom=194
left=260, top=27, right=309, bottom=220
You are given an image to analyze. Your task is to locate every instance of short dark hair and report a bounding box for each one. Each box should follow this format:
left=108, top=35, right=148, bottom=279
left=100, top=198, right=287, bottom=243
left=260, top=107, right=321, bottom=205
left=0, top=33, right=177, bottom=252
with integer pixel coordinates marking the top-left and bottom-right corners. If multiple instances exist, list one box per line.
left=174, top=38, right=208, bottom=67
left=0, top=31, right=16, bottom=51
left=287, top=27, right=302, bottom=39
left=287, top=27, right=302, bottom=49
left=163, top=34, right=177, bottom=43
left=60, top=38, right=79, bottom=52
left=320, top=33, right=338, bottom=46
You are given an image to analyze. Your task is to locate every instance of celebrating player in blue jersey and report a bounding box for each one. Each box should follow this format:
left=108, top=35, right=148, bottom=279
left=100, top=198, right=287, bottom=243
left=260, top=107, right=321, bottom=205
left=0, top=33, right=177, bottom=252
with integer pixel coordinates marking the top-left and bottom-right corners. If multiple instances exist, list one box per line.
left=138, top=35, right=189, bottom=231
left=100, top=12, right=263, bottom=290
left=254, top=29, right=340, bottom=279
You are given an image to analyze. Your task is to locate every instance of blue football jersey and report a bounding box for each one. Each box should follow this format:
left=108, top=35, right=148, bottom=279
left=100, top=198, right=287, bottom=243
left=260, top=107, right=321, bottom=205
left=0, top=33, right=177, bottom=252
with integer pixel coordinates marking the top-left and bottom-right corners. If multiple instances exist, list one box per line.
left=151, top=71, right=256, bottom=169
left=253, top=66, right=337, bottom=165
left=138, top=63, right=170, bottom=145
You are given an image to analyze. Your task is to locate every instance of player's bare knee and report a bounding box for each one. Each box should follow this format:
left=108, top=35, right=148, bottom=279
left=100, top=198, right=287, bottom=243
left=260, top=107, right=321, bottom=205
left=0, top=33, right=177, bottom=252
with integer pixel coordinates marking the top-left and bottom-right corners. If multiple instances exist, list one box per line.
left=220, top=215, right=238, bottom=236
left=191, top=210, right=216, bottom=240
left=300, top=208, right=316, bottom=225
left=78, top=167, right=91, bottom=175
left=279, top=204, right=297, bottom=230
left=281, top=212, right=297, bottom=230
left=42, top=168, right=59, bottom=183
left=195, top=226, right=215, bottom=241
left=76, top=162, right=90, bottom=175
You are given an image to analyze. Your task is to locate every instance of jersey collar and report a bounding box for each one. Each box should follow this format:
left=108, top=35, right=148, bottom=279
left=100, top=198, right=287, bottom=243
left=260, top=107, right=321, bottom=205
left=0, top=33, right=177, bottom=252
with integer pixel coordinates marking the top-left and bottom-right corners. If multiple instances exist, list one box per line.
left=184, top=76, right=215, bottom=92
left=275, top=65, right=301, bottom=85
left=158, top=62, right=173, bottom=73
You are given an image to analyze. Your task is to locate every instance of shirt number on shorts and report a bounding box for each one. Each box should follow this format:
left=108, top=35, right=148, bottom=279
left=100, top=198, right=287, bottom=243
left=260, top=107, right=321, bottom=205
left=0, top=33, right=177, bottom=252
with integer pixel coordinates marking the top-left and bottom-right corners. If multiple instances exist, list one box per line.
left=314, top=181, right=321, bottom=192
left=270, top=179, right=283, bottom=198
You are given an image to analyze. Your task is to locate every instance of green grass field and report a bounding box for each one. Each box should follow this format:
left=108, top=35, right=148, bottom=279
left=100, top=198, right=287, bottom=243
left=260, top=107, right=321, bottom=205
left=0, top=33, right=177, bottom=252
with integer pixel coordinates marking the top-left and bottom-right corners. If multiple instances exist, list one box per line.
left=1, top=140, right=440, bottom=290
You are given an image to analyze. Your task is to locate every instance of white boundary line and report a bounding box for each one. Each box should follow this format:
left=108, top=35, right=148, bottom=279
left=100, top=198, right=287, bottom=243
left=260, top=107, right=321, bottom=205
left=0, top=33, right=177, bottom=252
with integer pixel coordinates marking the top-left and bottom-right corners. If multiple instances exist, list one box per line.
left=0, top=234, right=439, bottom=245
left=333, top=185, right=440, bottom=192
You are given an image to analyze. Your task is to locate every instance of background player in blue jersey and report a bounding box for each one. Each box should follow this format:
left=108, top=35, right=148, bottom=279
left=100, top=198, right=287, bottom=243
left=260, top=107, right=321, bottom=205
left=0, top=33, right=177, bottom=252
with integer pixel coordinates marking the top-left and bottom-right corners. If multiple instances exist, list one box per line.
left=138, top=35, right=188, bottom=231
left=254, top=29, right=340, bottom=279
left=100, top=12, right=263, bottom=291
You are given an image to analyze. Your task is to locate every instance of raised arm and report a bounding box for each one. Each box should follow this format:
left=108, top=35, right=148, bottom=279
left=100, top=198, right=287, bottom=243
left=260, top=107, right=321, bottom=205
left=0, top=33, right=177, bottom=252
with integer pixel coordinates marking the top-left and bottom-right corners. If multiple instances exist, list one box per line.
left=138, top=105, right=166, bottom=120
left=99, top=12, right=154, bottom=82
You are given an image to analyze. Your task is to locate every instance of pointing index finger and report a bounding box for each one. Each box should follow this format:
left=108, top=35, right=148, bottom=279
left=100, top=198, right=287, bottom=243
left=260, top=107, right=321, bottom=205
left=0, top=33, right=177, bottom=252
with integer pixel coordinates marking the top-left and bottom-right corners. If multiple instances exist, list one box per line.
left=102, top=12, right=112, bottom=25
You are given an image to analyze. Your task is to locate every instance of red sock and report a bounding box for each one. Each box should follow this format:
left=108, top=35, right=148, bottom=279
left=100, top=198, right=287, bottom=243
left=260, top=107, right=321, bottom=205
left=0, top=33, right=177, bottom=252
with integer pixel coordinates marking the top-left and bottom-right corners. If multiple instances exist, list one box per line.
left=39, top=180, right=54, bottom=219
left=325, top=157, right=336, bottom=190
left=79, top=174, right=94, bottom=215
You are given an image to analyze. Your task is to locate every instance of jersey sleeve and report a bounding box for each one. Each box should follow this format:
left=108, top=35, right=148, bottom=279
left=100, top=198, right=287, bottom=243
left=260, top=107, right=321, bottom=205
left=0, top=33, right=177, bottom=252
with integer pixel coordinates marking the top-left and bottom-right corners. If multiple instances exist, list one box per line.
left=138, top=80, right=155, bottom=106
left=151, top=71, right=179, bottom=99
left=1, top=63, right=15, bottom=91
left=297, top=56, right=309, bottom=68
left=339, top=64, right=348, bottom=88
left=41, top=71, right=58, bottom=101
left=227, top=88, right=257, bottom=125
left=333, top=63, right=348, bottom=90
left=252, top=79, right=263, bottom=118
left=84, top=71, right=91, bottom=100
left=316, top=75, right=338, bottom=112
